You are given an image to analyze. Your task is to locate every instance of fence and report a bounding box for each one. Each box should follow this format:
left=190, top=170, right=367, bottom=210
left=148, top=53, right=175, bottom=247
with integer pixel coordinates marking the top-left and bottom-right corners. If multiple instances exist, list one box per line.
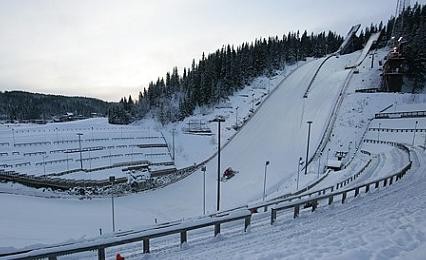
left=375, top=110, right=426, bottom=119
left=2, top=142, right=413, bottom=260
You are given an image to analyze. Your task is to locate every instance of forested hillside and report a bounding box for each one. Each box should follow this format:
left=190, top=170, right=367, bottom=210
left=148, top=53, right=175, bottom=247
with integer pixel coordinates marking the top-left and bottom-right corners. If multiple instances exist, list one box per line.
left=0, top=91, right=110, bottom=121
left=111, top=30, right=344, bottom=124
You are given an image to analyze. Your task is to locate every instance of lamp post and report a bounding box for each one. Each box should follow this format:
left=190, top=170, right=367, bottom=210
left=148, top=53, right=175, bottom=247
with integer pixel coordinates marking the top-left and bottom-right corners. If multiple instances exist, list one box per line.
left=77, top=133, right=83, bottom=170
left=172, top=128, right=176, bottom=161
left=262, top=161, right=270, bottom=201
left=326, top=148, right=330, bottom=170
left=235, top=107, right=239, bottom=128
left=377, top=123, right=381, bottom=143
left=109, top=176, right=116, bottom=232
left=201, top=165, right=206, bottom=215
left=251, top=94, right=255, bottom=111
left=42, top=155, right=48, bottom=175
left=212, top=116, right=225, bottom=212
left=296, top=157, right=303, bottom=190
left=12, top=128, right=15, bottom=146
left=317, top=152, right=322, bottom=179
left=304, top=121, right=313, bottom=175
left=412, top=120, right=418, bottom=146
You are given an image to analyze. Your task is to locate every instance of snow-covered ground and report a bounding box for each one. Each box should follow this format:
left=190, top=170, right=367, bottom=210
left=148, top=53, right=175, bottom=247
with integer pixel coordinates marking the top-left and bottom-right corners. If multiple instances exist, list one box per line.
left=1, top=43, right=426, bottom=259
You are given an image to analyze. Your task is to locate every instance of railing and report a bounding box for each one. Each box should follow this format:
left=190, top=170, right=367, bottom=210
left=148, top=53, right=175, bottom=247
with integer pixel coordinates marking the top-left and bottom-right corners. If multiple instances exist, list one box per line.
left=271, top=160, right=411, bottom=224
left=1, top=143, right=413, bottom=260
left=375, top=110, right=426, bottom=119
left=368, top=127, right=426, bottom=133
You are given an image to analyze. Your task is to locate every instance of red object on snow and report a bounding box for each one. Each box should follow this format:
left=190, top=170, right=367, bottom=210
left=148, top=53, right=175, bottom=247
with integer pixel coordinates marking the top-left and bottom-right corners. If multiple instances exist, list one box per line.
left=116, top=253, right=125, bottom=260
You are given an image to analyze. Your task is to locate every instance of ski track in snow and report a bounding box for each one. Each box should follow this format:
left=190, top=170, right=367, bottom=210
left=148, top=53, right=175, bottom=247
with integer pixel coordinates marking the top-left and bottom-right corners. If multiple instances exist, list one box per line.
left=112, top=147, right=426, bottom=260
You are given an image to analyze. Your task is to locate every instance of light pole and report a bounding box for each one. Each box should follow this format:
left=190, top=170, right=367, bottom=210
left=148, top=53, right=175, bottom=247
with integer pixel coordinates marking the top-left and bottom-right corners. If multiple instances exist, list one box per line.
left=201, top=165, right=206, bottom=215
left=235, top=106, right=239, bottom=128
left=42, top=155, right=48, bottom=175
left=109, top=176, right=116, bottom=233
left=262, top=161, right=270, bottom=201
left=77, top=133, right=83, bottom=170
left=412, top=120, right=418, bottom=146
left=12, top=128, right=15, bottom=146
left=377, top=123, right=381, bottom=143
left=304, top=121, right=313, bottom=175
left=172, top=128, right=176, bottom=161
left=317, top=152, right=322, bottom=178
left=212, top=116, right=225, bottom=212
left=296, top=157, right=302, bottom=190
left=251, top=94, right=255, bottom=111
left=326, top=148, right=330, bottom=169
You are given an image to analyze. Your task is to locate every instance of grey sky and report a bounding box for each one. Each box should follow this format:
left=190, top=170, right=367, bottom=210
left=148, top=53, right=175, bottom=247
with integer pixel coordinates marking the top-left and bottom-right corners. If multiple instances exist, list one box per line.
left=0, top=0, right=424, bottom=101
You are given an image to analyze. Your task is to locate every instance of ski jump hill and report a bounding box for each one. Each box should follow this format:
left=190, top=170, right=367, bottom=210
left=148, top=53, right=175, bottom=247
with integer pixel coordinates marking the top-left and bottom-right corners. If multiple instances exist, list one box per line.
left=3, top=24, right=422, bottom=259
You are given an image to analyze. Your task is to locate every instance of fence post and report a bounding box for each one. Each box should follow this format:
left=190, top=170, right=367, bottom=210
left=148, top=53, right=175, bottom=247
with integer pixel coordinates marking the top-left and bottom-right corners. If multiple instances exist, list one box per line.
left=214, top=224, right=221, bottom=236
left=244, top=215, right=251, bottom=232
left=271, top=208, right=277, bottom=225
left=383, top=178, right=387, bottom=187
left=342, top=192, right=347, bottom=204
left=328, top=195, right=334, bottom=205
left=365, top=184, right=370, bottom=193
left=375, top=181, right=379, bottom=189
left=97, top=248, right=106, bottom=260
left=143, top=238, right=150, bottom=254
left=48, top=256, right=58, bottom=260
left=311, top=200, right=317, bottom=212
left=389, top=176, right=393, bottom=185
left=180, top=230, right=187, bottom=246
left=354, top=187, right=359, bottom=197
left=294, top=205, right=300, bottom=218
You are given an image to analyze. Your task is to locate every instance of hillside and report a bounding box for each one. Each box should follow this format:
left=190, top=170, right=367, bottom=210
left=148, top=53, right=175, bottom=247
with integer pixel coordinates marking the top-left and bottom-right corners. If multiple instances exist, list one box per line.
left=0, top=91, right=111, bottom=121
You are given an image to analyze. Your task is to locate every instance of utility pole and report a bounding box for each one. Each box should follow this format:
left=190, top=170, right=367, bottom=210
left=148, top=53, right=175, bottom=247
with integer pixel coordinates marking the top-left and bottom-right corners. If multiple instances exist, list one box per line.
left=235, top=107, right=239, bottom=128
left=412, top=120, right=418, bottom=146
left=317, top=152, right=322, bottom=178
left=77, top=133, right=83, bottom=170
left=212, top=116, right=225, bottom=212
left=110, top=176, right=116, bottom=232
left=201, top=165, right=206, bottom=215
left=304, top=121, right=313, bottom=175
left=297, top=157, right=302, bottom=190
left=172, top=128, right=176, bottom=161
left=262, top=161, right=270, bottom=201
left=377, top=123, right=381, bottom=143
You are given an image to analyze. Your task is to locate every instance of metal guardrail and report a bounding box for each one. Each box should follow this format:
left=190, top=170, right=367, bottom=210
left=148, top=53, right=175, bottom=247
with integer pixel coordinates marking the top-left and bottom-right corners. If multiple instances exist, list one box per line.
left=271, top=159, right=411, bottom=224
left=368, top=127, right=426, bottom=133
left=375, top=110, right=426, bottom=119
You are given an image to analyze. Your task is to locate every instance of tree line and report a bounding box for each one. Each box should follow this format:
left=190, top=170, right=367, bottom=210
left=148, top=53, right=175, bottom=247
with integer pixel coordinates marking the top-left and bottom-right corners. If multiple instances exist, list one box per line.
left=110, top=30, right=344, bottom=124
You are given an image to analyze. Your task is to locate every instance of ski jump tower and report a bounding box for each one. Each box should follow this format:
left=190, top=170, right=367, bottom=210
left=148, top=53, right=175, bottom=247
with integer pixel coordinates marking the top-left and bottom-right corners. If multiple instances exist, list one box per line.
left=338, top=24, right=361, bottom=55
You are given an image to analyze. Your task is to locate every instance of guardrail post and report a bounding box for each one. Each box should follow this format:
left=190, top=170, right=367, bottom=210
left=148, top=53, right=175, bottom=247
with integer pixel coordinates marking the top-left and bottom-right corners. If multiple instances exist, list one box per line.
left=365, top=184, right=370, bottom=193
left=354, top=187, right=359, bottom=197
left=375, top=181, right=379, bottom=189
left=48, top=256, right=57, bottom=260
left=214, top=224, right=221, bottom=236
left=328, top=195, right=334, bottom=205
left=383, top=178, right=387, bottom=187
left=97, top=248, right=106, bottom=260
left=271, top=208, right=277, bottom=224
left=311, top=200, right=317, bottom=212
left=143, top=238, right=150, bottom=254
left=294, top=205, right=300, bottom=218
left=244, top=215, right=251, bottom=232
left=330, top=186, right=334, bottom=192
left=180, top=230, right=187, bottom=245
left=389, top=176, right=393, bottom=185
left=342, top=192, right=347, bottom=204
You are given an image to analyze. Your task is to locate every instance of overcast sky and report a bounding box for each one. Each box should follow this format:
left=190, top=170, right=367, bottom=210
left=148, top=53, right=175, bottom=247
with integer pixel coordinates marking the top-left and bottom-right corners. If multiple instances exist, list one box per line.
left=0, top=0, right=424, bottom=101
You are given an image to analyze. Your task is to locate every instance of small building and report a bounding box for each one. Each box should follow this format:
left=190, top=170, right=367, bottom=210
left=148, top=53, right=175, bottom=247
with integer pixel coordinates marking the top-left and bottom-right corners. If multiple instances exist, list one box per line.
left=327, top=159, right=343, bottom=171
